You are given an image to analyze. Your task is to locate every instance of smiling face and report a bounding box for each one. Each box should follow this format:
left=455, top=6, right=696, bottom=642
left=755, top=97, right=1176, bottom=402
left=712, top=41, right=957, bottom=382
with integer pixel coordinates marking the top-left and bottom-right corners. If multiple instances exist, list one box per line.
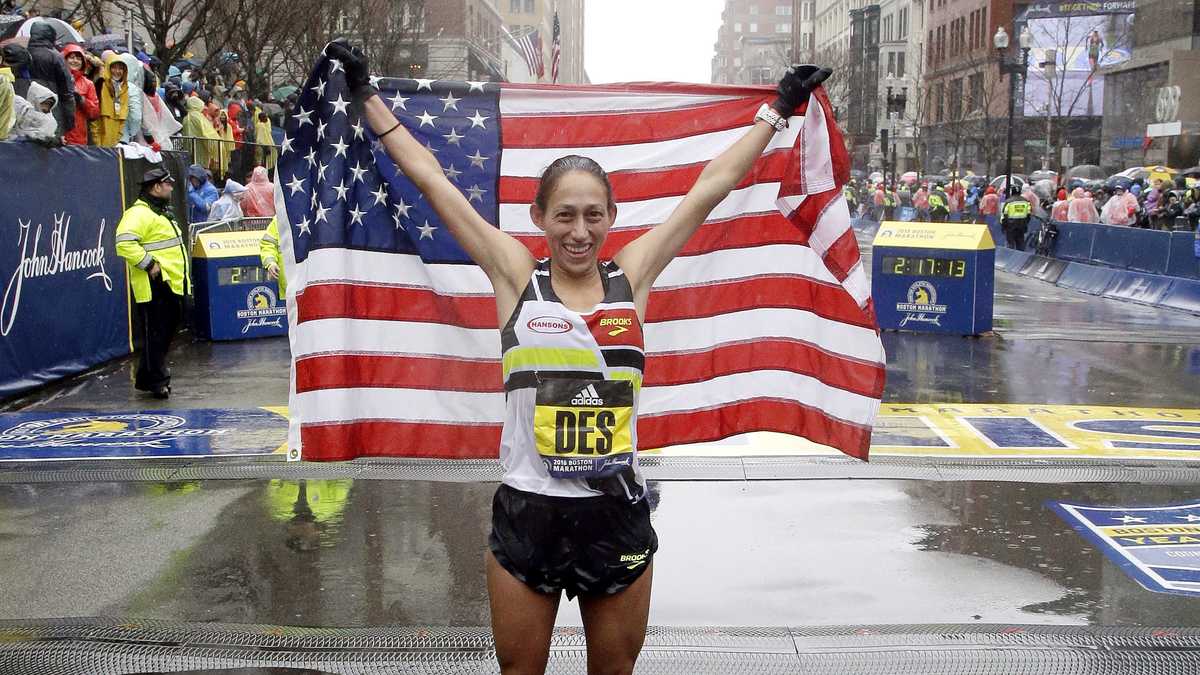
left=531, top=170, right=617, bottom=279
left=65, top=53, right=83, bottom=71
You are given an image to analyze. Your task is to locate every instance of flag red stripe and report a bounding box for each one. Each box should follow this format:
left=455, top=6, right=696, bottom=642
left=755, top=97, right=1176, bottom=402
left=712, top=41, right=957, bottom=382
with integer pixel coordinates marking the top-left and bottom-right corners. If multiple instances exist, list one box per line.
left=296, top=353, right=501, bottom=393
left=646, top=275, right=873, bottom=327
left=500, top=150, right=793, bottom=204
left=295, top=273, right=871, bottom=333
left=822, top=228, right=861, bottom=283
left=301, top=420, right=503, bottom=461
left=501, top=96, right=766, bottom=148
left=513, top=211, right=804, bottom=259
left=296, top=284, right=496, bottom=327
left=639, top=398, right=871, bottom=460
left=294, top=337, right=883, bottom=399
left=299, top=398, right=870, bottom=461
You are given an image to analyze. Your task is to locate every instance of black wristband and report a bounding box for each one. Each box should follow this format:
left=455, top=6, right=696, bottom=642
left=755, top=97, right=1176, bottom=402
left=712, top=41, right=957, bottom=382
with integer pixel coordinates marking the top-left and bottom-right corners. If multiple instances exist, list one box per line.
left=378, top=120, right=403, bottom=139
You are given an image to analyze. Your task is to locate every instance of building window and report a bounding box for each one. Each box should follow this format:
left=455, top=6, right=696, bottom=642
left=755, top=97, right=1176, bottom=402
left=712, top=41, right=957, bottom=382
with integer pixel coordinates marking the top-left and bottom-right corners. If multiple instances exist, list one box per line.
left=734, top=22, right=742, bottom=32
left=898, top=6, right=908, bottom=39
left=510, top=0, right=521, bottom=11
left=801, top=32, right=810, bottom=50
left=749, top=4, right=758, bottom=13
left=949, top=78, right=963, bottom=120
left=734, top=57, right=742, bottom=67
left=749, top=22, right=758, bottom=32
left=887, top=52, right=896, bottom=76
left=896, top=51, right=905, bottom=78
left=524, top=0, right=534, bottom=12
left=777, top=23, right=790, bottom=33
left=750, top=66, right=774, bottom=84
left=936, top=83, right=945, bottom=121
left=968, top=72, right=983, bottom=111
left=776, top=5, right=792, bottom=15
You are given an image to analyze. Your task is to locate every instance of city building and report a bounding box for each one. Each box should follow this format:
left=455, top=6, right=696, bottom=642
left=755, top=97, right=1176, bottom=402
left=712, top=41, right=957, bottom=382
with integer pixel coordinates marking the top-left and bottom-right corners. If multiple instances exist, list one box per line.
left=499, top=0, right=586, bottom=84
left=424, top=0, right=506, bottom=81
left=919, top=0, right=1017, bottom=177
left=1100, top=0, right=1199, bottom=171
left=710, top=0, right=797, bottom=85
left=792, top=0, right=816, bottom=63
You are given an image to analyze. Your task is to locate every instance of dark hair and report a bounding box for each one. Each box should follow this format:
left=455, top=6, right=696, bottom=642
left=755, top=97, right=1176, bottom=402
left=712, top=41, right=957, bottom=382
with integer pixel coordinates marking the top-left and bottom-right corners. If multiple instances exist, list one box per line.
left=534, top=155, right=615, bottom=211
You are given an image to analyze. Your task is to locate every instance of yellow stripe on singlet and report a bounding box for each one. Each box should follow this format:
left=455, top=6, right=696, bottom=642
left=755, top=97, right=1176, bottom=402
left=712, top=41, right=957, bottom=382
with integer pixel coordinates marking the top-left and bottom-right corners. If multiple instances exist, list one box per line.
left=608, top=370, right=643, bottom=392
left=501, top=347, right=601, bottom=379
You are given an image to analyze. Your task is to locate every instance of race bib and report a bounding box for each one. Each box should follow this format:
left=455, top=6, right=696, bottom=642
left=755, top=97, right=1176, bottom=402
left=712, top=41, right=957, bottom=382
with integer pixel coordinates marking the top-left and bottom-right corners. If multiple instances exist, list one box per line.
left=533, top=378, right=635, bottom=479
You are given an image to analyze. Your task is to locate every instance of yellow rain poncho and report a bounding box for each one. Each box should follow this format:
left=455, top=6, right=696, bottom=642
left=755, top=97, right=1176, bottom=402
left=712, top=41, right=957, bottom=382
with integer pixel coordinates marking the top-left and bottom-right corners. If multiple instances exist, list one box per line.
left=91, top=52, right=129, bottom=147
left=181, top=96, right=219, bottom=174
left=254, top=110, right=276, bottom=171
left=214, top=114, right=235, bottom=179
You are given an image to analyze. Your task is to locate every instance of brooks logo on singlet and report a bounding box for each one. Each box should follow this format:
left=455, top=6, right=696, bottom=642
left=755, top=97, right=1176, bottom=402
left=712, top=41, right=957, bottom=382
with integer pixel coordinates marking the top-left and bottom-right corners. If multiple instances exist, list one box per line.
left=571, top=384, right=605, bottom=406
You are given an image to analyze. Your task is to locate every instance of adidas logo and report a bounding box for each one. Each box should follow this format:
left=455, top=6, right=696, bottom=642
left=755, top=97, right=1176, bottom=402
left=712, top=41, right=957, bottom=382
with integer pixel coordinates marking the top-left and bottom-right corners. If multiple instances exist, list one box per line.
left=570, top=384, right=605, bottom=406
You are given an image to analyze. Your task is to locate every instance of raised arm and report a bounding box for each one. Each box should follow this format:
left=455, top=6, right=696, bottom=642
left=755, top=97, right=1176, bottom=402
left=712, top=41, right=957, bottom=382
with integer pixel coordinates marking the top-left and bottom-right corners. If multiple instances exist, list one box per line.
left=615, top=66, right=831, bottom=304
left=325, top=41, right=534, bottom=299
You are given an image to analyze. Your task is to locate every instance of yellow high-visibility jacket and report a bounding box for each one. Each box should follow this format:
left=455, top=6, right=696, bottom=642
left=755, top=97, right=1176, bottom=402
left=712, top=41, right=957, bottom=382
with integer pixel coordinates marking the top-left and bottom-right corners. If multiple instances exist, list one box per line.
left=259, top=217, right=286, bottom=295
left=115, top=198, right=190, bottom=303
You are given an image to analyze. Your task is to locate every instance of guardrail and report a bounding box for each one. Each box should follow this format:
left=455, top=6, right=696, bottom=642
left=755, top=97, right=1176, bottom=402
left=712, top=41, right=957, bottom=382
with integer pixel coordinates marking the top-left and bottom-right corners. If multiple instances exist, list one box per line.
left=1028, top=220, right=1200, bottom=281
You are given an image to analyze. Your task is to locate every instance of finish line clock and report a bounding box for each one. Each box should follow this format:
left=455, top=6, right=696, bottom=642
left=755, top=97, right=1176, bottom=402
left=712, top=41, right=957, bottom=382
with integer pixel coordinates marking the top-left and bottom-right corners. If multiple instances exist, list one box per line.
left=871, top=221, right=995, bottom=335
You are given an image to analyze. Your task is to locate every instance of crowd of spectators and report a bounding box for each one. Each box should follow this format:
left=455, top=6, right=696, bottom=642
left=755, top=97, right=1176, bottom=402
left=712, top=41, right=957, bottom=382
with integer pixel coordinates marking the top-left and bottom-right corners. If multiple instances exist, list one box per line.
left=2, top=18, right=289, bottom=223
left=847, top=173, right=1200, bottom=232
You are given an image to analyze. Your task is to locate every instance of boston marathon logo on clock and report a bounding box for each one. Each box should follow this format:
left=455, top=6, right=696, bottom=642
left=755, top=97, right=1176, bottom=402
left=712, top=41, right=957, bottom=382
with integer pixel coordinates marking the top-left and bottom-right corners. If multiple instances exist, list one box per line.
left=896, top=280, right=948, bottom=327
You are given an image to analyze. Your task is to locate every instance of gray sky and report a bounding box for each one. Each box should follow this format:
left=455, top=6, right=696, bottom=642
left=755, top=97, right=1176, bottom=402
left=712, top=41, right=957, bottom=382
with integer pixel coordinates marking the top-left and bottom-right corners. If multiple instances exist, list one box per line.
left=584, top=0, right=726, bottom=84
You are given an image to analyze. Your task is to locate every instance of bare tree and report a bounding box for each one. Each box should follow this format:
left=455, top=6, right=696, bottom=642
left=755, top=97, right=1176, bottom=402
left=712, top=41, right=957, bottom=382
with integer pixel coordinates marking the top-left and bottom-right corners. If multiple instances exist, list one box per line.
left=74, top=0, right=228, bottom=76
left=269, top=0, right=430, bottom=88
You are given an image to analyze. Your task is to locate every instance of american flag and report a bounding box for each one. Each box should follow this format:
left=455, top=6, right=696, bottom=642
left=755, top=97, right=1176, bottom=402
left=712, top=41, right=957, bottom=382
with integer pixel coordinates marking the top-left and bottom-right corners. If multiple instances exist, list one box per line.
left=551, top=12, right=561, bottom=83
left=514, top=28, right=544, bottom=79
left=274, top=53, right=886, bottom=462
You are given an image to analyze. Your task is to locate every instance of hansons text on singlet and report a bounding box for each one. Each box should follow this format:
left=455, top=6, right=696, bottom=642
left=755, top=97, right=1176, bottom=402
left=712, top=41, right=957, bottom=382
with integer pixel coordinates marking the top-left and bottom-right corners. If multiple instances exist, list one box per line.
left=499, top=260, right=646, bottom=502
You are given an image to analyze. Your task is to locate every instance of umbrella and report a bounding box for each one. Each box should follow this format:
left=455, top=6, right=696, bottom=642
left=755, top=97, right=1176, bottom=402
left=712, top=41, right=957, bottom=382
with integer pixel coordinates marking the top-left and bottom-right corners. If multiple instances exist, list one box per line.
left=86, top=32, right=145, bottom=53
left=849, top=169, right=866, bottom=179
left=1029, top=169, right=1058, bottom=183
left=0, top=14, right=23, bottom=40
left=1066, top=164, right=1104, bottom=180
left=1106, top=175, right=1134, bottom=190
left=1180, top=166, right=1200, bottom=178
left=990, top=175, right=1027, bottom=193
left=16, top=18, right=84, bottom=46
left=1033, top=179, right=1056, bottom=201
left=271, top=85, right=299, bottom=101
left=1143, top=164, right=1177, bottom=185
left=900, top=171, right=919, bottom=183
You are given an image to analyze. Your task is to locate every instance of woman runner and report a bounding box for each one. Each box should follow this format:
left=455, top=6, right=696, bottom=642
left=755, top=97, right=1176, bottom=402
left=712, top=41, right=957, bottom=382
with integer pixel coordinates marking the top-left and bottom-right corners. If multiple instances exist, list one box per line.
left=325, top=40, right=829, bottom=675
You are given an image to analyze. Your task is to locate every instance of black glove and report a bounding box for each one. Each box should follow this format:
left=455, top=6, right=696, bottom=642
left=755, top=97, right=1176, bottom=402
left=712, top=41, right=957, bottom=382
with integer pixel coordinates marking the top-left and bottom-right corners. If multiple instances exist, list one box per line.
left=771, top=65, right=833, bottom=117
left=324, top=39, right=377, bottom=103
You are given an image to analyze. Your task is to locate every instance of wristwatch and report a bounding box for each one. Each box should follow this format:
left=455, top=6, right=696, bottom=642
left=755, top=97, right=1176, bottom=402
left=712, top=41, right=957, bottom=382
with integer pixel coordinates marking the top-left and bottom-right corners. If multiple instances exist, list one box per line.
left=755, top=103, right=788, bottom=132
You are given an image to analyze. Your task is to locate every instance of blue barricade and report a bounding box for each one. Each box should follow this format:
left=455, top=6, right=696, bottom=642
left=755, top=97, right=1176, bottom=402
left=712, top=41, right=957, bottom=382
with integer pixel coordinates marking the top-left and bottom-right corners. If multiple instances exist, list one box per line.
left=1166, top=233, right=1200, bottom=280
left=0, top=144, right=131, bottom=398
left=1091, top=226, right=1174, bottom=274
left=1052, top=221, right=1096, bottom=263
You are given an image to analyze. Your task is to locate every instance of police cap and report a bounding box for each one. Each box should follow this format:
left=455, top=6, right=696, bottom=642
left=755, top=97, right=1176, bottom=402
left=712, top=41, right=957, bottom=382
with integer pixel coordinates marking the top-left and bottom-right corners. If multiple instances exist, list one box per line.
left=140, top=166, right=175, bottom=185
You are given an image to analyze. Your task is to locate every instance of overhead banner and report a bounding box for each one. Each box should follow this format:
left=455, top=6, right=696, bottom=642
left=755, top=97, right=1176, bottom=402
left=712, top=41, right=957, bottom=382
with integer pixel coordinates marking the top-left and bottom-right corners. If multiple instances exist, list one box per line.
left=1018, top=1, right=1137, bottom=21
left=0, top=144, right=130, bottom=397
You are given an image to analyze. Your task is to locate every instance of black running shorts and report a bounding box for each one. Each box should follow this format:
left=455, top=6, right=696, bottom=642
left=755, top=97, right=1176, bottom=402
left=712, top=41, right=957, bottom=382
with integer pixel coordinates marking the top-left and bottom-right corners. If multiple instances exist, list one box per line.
left=488, top=484, right=658, bottom=599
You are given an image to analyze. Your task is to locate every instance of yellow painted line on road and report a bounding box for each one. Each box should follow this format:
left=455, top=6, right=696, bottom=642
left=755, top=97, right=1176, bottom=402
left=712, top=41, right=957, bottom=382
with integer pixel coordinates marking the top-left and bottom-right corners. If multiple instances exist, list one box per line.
left=650, top=404, right=1200, bottom=462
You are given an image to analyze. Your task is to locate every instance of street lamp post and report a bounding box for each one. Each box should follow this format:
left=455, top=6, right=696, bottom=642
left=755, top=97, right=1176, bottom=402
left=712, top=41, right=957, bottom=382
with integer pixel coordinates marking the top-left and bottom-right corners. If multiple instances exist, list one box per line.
left=884, top=73, right=908, bottom=184
left=995, top=25, right=1032, bottom=197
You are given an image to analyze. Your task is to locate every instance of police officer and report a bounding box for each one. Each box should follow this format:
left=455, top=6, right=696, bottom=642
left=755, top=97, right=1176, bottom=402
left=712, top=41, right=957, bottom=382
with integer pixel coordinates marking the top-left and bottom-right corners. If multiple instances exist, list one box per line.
left=1001, top=186, right=1032, bottom=251
left=259, top=217, right=286, bottom=296
left=843, top=180, right=859, bottom=218
left=115, top=166, right=190, bottom=398
left=928, top=182, right=949, bottom=222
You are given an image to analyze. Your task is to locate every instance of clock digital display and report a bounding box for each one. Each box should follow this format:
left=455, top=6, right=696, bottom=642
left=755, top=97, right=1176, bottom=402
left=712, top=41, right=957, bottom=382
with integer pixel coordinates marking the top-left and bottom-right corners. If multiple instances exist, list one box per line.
left=217, top=265, right=267, bottom=286
left=881, top=255, right=968, bottom=278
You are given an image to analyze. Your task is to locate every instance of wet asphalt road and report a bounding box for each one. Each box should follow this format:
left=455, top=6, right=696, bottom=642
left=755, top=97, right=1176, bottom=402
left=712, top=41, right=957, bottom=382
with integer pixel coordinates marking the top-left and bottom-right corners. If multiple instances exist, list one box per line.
left=0, top=251, right=1198, bottom=629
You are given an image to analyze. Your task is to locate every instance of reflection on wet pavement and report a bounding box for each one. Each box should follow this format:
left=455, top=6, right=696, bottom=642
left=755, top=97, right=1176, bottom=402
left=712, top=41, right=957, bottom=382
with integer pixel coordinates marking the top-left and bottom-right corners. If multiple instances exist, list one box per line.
left=3, top=478, right=1199, bottom=628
